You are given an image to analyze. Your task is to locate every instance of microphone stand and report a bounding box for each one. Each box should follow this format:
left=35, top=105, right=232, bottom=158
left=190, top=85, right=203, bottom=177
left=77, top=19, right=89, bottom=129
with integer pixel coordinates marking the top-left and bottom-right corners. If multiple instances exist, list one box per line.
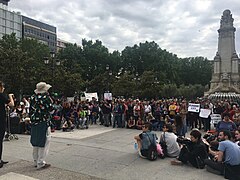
left=4, top=105, right=18, bottom=141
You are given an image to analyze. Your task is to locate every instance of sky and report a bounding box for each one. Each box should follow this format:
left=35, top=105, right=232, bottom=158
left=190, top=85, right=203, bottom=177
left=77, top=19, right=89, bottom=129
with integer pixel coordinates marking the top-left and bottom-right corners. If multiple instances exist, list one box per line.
left=8, top=0, right=240, bottom=59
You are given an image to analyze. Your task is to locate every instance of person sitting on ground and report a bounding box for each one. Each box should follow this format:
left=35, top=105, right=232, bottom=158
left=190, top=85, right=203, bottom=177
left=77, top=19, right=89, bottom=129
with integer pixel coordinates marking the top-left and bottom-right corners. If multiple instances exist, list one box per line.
left=171, top=129, right=208, bottom=169
left=24, top=117, right=31, bottom=135
left=134, top=122, right=157, bottom=158
left=79, top=107, right=88, bottom=129
left=127, top=116, right=135, bottom=129
left=160, top=124, right=180, bottom=157
left=136, top=117, right=144, bottom=130
left=216, top=112, right=237, bottom=133
left=204, top=130, right=240, bottom=179
left=62, top=118, right=74, bottom=132
left=147, top=113, right=159, bottom=131
left=165, top=115, right=174, bottom=124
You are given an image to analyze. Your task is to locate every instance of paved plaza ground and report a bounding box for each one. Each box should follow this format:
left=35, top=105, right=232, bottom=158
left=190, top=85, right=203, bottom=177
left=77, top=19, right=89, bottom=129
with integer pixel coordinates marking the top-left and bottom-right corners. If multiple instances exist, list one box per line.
left=0, top=125, right=224, bottom=180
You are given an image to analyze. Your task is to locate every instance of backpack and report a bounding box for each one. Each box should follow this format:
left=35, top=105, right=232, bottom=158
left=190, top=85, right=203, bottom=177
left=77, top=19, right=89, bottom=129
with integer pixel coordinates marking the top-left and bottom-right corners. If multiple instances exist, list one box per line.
left=146, top=133, right=158, bottom=161
left=147, top=144, right=158, bottom=161
left=159, top=132, right=168, bottom=159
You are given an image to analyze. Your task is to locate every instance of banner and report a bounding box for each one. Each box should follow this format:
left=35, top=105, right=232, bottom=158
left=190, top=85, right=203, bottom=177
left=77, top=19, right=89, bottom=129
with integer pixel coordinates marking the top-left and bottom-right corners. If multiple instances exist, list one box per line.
left=84, top=92, right=98, bottom=101
left=104, top=93, right=112, bottom=100
left=199, top=109, right=211, bottom=118
left=188, top=103, right=200, bottom=113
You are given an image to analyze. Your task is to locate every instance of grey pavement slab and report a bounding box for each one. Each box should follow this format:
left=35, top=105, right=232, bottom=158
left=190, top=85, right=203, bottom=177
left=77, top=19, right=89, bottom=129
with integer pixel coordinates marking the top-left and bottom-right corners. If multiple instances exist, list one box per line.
left=1, top=125, right=224, bottom=180
left=0, top=172, right=38, bottom=180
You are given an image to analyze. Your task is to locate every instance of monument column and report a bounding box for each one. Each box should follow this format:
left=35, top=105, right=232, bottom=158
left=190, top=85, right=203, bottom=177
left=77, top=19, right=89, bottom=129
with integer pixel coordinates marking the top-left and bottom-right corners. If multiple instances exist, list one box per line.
left=206, top=9, right=240, bottom=96
left=217, top=10, right=236, bottom=73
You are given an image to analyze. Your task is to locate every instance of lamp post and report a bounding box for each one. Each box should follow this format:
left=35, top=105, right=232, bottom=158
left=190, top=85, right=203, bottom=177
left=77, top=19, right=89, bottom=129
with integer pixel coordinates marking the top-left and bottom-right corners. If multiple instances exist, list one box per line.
left=134, top=72, right=141, bottom=97
left=44, top=51, right=60, bottom=90
left=106, top=64, right=112, bottom=92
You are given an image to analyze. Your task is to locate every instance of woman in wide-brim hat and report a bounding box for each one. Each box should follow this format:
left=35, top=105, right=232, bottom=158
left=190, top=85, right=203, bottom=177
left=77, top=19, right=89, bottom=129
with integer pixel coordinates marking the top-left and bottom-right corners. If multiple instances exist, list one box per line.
left=30, top=82, right=53, bottom=170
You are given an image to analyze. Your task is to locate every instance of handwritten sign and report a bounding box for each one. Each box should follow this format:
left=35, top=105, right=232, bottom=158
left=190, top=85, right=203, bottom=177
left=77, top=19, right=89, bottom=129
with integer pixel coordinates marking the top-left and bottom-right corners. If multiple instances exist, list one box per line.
left=104, top=93, right=112, bottom=100
left=199, top=109, right=211, bottom=118
left=188, top=103, right=200, bottom=113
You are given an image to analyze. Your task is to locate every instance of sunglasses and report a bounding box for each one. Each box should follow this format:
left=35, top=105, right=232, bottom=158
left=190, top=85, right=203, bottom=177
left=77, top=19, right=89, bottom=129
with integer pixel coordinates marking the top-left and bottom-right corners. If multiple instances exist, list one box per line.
left=142, top=126, right=146, bottom=128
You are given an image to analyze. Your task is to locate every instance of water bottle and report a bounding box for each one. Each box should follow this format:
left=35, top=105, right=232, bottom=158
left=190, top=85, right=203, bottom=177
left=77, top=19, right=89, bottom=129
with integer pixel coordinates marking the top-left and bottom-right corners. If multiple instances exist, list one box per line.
left=134, top=142, right=138, bottom=150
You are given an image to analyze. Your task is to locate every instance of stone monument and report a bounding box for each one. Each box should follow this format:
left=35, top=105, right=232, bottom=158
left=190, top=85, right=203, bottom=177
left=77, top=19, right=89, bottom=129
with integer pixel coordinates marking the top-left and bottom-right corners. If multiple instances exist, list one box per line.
left=206, top=9, right=240, bottom=99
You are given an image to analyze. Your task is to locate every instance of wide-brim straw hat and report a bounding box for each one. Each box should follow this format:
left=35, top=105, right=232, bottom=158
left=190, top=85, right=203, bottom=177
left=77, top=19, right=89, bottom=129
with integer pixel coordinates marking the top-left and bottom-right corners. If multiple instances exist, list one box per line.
left=34, top=82, right=52, bottom=94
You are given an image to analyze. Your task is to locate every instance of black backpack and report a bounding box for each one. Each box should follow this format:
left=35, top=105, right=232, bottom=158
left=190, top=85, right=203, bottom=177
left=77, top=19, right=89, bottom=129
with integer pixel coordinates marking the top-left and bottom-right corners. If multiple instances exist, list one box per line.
left=146, top=134, right=158, bottom=161
left=159, top=132, right=168, bottom=159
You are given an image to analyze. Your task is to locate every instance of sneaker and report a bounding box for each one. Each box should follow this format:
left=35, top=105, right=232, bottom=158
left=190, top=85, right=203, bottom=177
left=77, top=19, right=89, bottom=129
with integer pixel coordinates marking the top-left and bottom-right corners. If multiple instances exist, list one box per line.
left=1, top=160, right=8, bottom=164
left=34, top=160, right=37, bottom=167
left=171, top=160, right=183, bottom=165
left=138, top=150, right=147, bottom=159
left=0, top=160, right=8, bottom=168
left=37, top=163, right=51, bottom=170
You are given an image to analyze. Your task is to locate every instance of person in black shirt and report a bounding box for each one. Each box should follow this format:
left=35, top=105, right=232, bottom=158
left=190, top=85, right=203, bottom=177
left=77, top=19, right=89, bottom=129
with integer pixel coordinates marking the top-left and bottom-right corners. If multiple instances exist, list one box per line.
left=0, top=81, right=14, bottom=168
left=171, top=129, right=208, bottom=168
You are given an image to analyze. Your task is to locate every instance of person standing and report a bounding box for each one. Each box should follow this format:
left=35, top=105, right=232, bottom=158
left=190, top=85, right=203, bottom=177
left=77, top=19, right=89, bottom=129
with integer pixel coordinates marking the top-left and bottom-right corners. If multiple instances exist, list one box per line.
left=30, top=82, right=53, bottom=169
left=0, top=81, right=14, bottom=168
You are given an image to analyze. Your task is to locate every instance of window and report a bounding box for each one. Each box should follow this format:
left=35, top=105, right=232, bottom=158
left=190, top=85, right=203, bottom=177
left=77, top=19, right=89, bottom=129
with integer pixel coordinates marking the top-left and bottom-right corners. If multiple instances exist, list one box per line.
left=6, top=20, right=10, bottom=27
left=6, top=27, right=12, bottom=34
left=2, top=19, right=6, bottom=26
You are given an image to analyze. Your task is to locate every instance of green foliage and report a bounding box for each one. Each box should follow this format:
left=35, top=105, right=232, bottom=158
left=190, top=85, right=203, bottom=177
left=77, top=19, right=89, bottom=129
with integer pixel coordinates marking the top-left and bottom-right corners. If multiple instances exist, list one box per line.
left=0, top=34, right=212, bottom=99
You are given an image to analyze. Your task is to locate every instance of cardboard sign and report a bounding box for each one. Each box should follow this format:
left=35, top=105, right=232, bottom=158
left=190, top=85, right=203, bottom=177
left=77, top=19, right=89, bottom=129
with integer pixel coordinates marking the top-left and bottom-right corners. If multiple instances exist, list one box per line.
left=104, top=93, right=112, bottom=100
left=199, top=109, right=211, bottom=118
left=188, top=103, right=200, bottom=113
left=84, top=92, right=98, bottom=101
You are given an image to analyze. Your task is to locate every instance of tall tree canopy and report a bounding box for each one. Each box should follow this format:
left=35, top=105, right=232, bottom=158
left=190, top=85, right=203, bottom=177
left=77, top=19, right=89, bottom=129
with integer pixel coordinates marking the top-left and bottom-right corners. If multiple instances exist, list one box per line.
left=0, top=34, right=212, bottom=99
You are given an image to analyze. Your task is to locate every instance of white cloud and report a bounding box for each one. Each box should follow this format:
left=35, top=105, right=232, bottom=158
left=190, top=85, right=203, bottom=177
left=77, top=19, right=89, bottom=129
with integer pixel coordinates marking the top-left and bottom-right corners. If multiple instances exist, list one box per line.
left=8, top=0, right=240, bottom=59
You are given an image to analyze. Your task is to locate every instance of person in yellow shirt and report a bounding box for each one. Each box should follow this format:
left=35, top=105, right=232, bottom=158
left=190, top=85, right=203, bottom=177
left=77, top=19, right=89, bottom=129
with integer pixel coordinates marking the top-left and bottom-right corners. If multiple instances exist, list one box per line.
left=169, top=102, right=177, bottom=119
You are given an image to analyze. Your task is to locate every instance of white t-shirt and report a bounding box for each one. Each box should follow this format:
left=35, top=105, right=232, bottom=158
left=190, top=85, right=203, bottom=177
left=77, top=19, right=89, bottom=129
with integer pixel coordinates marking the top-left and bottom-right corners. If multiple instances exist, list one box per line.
left=144, top=105, right=151, bottom=113
left=161, top=132, right=180, bottom=157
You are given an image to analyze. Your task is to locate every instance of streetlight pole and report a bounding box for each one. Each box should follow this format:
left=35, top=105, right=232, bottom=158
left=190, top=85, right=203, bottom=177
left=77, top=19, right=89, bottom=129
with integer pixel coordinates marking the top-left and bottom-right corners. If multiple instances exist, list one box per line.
left=106, top=64, right=111, bottom=93
left=44, top=52, right=60, bottom=91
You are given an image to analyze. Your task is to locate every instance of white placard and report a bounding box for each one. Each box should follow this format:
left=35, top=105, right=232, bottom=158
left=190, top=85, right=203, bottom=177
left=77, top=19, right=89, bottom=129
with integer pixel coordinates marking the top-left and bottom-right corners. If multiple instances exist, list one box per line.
left=67, top=97, right=74, bottom=102
left=199, top=108, right=211, bottom=118
left=104, top=93, right=112, bottom=100
left=80, top=96, right=86, bottom=101
left=188, top=103, right=200, bottom=113
left=84, top=92, right=98, bottom=101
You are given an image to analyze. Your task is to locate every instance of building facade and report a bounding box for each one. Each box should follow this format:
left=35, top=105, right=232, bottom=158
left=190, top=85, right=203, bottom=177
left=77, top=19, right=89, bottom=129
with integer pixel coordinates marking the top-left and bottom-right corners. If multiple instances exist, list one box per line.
left=57, top=38, right=70, bottom=52
left=0, top=2, right=22, bottom=39
left=22, top=16, right=57, bottom=52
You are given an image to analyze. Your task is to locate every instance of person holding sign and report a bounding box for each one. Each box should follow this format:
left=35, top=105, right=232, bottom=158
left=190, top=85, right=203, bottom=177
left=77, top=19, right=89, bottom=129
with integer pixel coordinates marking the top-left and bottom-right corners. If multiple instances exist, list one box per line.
left=188, top=102, right=200, bottom=130
left=199, top=104, right=212, bottom=132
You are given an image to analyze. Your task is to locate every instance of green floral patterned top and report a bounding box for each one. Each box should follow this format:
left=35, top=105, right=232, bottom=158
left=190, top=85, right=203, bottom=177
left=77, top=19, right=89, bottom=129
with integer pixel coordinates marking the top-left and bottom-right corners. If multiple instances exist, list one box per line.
left=30, top=93, right=53, bottom=124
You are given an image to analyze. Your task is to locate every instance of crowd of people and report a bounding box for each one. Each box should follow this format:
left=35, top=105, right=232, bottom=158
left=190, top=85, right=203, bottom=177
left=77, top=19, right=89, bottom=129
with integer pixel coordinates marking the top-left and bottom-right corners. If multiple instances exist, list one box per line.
left=1, top=80, right=240, bottom=176
left=132, top=100, right=240, bottom=179
left=9, top=95, right=240, bottom=135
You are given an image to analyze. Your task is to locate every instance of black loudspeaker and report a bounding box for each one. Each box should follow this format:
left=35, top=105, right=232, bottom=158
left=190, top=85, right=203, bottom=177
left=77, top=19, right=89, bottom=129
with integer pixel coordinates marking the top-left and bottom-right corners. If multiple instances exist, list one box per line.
left=9, top=117, right=20, bottom=134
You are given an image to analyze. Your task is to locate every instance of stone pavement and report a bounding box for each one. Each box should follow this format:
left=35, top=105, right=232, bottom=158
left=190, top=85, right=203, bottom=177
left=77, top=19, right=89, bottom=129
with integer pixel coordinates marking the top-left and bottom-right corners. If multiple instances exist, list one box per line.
left=0, top=125, right=224, bottom=180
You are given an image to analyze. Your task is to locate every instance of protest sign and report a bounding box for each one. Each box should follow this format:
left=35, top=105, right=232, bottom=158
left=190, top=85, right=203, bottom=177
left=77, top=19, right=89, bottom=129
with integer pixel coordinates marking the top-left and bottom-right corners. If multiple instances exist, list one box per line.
left=199, top=109, right=211, bottom=118
left=188, top=103, right=200, bottom=113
